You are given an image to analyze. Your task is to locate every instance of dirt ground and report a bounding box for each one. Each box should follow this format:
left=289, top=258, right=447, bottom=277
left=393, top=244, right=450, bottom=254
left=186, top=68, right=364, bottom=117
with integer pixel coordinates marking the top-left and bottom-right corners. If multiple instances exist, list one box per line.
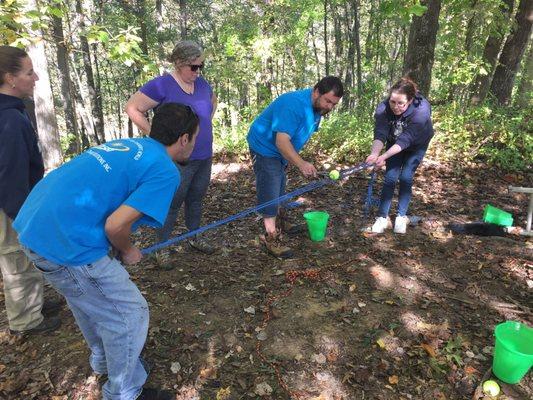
left=1, top=159, right=532, bottom=400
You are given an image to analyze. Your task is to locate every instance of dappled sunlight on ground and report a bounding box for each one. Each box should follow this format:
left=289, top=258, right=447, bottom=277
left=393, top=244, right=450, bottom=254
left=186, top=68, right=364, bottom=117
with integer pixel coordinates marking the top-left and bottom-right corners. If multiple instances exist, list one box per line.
left=211, top=162, right=244, bottom=182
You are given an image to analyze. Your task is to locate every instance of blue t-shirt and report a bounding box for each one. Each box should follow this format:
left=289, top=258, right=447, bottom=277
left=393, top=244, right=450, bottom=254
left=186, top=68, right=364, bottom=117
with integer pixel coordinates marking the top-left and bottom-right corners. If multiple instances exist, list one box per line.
left=247, top=88, right=321, bottom=159
left=14, top=138, right=179, bottom=266
left=140, top=74, right=214, bottom=161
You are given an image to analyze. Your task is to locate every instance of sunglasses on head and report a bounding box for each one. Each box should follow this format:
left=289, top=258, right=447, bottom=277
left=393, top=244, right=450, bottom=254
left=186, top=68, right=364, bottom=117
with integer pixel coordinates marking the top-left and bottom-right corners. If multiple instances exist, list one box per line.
left=188, top=63, right=204, bottom=71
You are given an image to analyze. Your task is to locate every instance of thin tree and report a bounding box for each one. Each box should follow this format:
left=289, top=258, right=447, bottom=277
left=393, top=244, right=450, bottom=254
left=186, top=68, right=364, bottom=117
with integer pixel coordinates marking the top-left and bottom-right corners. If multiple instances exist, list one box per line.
left=471, top=0, right=515, bottom=105
left=402, top=0, right=443, bottom=97
left=516, top=41, right=533, bottom=107
left=324, top=0, right=329, bottom=76
left=75, top=0, right=105, bottom=144
left=25, top=0, right=62, bottom=169
left=52, top=12, right=80, bottom=154
left=490, top=0, right=533, bottom=105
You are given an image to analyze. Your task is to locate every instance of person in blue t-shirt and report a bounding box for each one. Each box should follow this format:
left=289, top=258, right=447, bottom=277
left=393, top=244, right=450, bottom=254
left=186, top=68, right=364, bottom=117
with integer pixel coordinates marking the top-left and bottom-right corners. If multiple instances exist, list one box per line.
left=247, top=76, right=343, bottom=258
left=14, top=103, right=199, bottom=400
left=365, top=77, right=434, bottom=234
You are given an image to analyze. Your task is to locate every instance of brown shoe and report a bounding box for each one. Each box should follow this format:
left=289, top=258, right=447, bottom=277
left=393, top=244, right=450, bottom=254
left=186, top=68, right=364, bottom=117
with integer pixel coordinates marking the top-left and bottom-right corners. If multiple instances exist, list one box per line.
left=277, top=209, right=306, bottom=235
left=260, top=231, right=294, bottom=259
left=188, top=235, right=217, bottom=255
left=151, top=249, right=175, bottom=271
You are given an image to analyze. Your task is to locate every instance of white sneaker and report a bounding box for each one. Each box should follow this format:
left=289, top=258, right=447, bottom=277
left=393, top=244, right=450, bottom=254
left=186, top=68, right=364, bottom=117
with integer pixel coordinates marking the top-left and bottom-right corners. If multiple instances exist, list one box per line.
left=394, top=216, right=409, bottom=234
left=371, top=217, right=391, bottom=233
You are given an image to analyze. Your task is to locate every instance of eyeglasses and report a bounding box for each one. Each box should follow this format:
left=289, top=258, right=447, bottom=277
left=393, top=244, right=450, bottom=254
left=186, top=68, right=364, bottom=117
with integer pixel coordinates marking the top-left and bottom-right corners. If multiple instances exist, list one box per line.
left=389, top=99, right=409, bottom=108
left=188, top=63, right=204, bottom=72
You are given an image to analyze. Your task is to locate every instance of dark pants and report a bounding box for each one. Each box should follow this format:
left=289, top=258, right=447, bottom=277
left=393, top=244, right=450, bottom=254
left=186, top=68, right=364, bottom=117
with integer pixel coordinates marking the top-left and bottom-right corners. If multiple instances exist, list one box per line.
left=250, top=150, right=286, bottom=218
left=157, top=158, right=212, bottom=242
left=378, top=146, right=427, bottom=217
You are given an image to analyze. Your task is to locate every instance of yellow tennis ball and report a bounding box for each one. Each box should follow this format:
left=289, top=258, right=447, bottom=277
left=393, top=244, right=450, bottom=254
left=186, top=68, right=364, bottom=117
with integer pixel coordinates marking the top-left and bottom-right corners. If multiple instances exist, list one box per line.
left=482, top=380, right=500, bottom=396
left=329, top=170, right=340, bottom=180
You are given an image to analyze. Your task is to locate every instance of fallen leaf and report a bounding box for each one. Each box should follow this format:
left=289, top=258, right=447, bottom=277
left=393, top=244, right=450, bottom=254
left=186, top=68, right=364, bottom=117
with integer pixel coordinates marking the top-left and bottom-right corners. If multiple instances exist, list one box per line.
left=244, top=306, right=255, bottom=315
left=388, top=375, right=399, bottom=385
left=254, top=382, right=273, bottom=396
left=170, top=361, right=181, bottom=373
left=312, top=353, right=327, bottom=364
left=216, top=387, right=231, bottom=400
left=464, top=365, right=478, bottom=375
left=421, top=343, right=437, bottom=358
left=376, top=339, right=386, bottom=349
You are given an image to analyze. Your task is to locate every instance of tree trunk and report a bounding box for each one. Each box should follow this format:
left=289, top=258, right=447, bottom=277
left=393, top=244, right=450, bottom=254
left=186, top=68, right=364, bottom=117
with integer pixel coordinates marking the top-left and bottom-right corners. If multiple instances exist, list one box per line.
left=136, top=0, right=149, bottom=55
left=177, top=0, right=187, bottom=39
left=52, top=13, right=79, bottom=154
left=25, top=0, right=62, bottom=169
left=343, top=1, right=357, bottom=109
left=490, top=0, right=533, bottom=105
left=516, top=41, right=533, bottom=107
left=324, top=0, right=329, bottom=76
left=75, top=0, right=105, bottom=144
left=402, top=0, right=442, bottom=97
left=471, top=0, right=515, bottom=105
left=69, top=57, right=93, bottom=148
left=353, top=0, right=362, bottom=98
left=333, top=4, right=343, bottom=77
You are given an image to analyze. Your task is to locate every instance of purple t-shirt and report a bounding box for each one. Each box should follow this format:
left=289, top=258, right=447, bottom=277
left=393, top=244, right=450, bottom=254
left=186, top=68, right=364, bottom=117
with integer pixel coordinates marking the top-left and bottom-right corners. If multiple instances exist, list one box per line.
left=140, top=74, right=214, bottom=160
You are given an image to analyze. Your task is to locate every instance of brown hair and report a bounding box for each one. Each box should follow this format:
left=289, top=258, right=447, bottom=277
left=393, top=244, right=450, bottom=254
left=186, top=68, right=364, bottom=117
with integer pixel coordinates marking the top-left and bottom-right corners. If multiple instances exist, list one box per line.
left=0, top=46, right=28, bottom=85
left=390, top=77, right=418, bottom=101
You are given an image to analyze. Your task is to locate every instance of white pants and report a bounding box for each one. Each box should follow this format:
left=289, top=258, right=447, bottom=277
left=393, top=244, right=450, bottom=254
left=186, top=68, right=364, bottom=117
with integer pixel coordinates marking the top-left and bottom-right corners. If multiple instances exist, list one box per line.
left=0, top=210, right=44, bottom=331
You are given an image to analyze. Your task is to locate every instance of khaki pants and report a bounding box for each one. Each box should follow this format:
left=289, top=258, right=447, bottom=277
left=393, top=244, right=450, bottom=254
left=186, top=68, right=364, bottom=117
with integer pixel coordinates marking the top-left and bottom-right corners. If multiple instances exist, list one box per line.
left=0, top=209, right=44, bottom=331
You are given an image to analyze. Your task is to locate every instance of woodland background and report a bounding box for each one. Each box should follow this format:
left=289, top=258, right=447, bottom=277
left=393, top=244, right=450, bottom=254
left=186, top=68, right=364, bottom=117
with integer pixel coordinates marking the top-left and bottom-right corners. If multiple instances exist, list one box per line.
left=1, top=0, right=531, bottom=170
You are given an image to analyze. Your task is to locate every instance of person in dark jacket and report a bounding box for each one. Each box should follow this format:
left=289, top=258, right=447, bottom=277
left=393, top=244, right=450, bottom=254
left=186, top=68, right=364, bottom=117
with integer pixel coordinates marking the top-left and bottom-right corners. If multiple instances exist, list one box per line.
left=365, top=77, right=434, bottom=234
left=0, top=46, right=60, bottom=334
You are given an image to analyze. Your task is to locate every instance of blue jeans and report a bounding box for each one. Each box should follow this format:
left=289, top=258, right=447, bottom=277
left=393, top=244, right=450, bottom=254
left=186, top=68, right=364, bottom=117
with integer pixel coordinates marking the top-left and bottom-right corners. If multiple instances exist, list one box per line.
left=158, top=158, right=212, bottom=242
left=377, top=146, right=427, bottom=217
left=251, top=150, right=286, bottom=218
left=23, top=249, right=149, bottom=400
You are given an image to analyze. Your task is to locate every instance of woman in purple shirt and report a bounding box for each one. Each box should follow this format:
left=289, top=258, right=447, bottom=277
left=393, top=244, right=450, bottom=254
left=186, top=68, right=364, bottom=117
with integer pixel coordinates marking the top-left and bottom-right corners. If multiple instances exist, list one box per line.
left=126, top=40, right=217, bottom=257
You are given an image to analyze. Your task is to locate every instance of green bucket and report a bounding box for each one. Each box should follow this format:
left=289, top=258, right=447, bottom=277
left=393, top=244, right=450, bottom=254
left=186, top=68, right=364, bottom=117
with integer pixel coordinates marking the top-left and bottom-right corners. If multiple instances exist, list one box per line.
left=303, top=211, right=329, bottom=241
left=492, top=321, right=533, bottom=384
left=483, top=204, right=513, bottom=227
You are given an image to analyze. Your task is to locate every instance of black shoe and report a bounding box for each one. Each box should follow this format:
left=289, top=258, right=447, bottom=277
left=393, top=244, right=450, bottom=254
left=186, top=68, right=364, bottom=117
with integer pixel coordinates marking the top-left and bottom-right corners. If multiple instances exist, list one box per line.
left=42, top=298, right=65, bottom=316
left=10, top=316, right=61, bottom=335
left=137, top=387, right=174, bottom=400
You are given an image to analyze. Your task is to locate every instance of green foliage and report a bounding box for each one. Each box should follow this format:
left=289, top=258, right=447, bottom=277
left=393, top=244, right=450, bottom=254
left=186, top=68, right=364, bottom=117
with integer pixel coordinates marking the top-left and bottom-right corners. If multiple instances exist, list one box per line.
left=432, top=103, right=532, bottom=171
left=304, top=111, right=374, bottom=163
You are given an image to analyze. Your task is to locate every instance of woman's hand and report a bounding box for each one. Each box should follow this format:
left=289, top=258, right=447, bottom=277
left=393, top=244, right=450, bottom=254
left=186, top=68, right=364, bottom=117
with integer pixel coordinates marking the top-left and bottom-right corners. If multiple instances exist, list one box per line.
left=366, top=154, right=379, bottom=165
left=375, top=155, right=387, bottom=168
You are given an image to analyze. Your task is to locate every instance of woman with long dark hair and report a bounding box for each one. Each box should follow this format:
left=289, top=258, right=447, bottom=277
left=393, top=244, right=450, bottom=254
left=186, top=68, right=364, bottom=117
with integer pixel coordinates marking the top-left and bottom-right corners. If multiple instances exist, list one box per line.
left=366, top=77, right=434, bottom=234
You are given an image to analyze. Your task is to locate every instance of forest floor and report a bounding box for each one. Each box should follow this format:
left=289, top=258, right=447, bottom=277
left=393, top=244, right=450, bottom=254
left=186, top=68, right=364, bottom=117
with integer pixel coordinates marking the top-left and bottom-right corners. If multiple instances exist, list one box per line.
left=1, top=157, right=532, bottom=400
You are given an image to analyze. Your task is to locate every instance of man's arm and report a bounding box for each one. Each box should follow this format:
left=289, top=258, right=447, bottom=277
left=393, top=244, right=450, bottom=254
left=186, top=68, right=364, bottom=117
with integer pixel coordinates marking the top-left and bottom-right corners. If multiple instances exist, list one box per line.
left=275, top=132, right=317, bottom=177
left=105, top=204, right=143, bottom=264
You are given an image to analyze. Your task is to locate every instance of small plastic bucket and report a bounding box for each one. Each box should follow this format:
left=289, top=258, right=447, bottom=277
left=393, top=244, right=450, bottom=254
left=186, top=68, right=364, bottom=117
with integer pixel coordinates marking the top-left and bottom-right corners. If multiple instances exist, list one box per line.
left=492, top=321, right=533, bottom=384
left=303, top=211, right=330, bottom=241
left=483, top=204, right=513, bottom=227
